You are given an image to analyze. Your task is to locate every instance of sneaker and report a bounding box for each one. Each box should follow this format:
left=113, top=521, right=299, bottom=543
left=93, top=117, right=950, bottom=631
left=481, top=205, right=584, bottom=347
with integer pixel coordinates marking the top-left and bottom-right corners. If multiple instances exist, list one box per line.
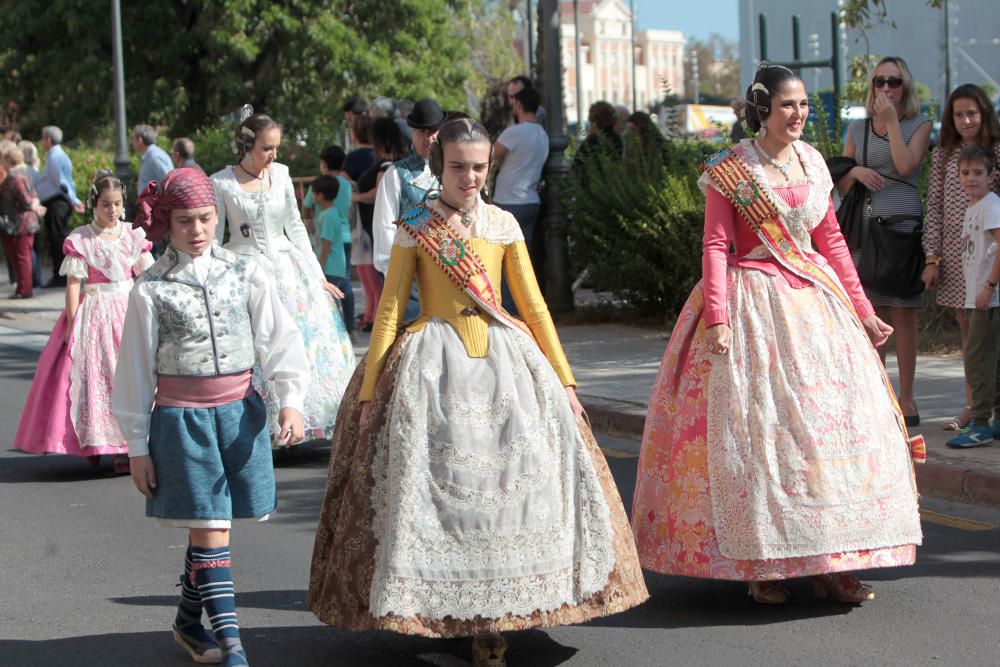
left=172, top=623, right=223, bottom=664
left=946, top=422, right=994, bottom=448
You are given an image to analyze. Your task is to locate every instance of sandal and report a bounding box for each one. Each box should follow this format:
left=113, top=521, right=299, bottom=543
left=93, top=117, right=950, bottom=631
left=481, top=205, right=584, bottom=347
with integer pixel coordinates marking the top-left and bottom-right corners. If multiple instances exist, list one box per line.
left=811, top=574, right=875, bottom=604
left=943, top=406, right=972, bottom=431
left=472, top=633, right=507, bottom=667
left=747, top=580, right=789, bottom=605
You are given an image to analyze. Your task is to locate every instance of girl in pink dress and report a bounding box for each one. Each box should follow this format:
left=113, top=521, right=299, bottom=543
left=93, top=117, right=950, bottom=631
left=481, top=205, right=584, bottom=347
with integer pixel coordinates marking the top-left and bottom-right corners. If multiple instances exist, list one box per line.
left=14, top=171, right=153, bottom=473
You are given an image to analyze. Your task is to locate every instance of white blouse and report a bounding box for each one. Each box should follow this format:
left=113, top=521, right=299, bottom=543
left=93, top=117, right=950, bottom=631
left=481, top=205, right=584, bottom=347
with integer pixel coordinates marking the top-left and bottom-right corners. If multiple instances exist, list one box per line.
left=112, top=247, right=309, bottom=457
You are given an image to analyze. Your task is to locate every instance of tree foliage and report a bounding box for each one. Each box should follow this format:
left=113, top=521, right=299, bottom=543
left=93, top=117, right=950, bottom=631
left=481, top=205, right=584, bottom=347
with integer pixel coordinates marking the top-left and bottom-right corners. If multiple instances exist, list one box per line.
left=0, top=1, right=490, bottom=142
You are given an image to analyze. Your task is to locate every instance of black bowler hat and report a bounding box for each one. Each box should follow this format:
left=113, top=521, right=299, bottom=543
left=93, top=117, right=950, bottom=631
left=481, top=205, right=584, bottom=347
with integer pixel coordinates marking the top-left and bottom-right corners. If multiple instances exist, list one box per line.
left=407, top=98, right=445, bottom=130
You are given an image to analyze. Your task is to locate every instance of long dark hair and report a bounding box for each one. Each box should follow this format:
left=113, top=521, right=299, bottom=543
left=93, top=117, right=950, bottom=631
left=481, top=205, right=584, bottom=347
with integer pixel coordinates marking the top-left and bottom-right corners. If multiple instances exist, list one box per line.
left=939, top=83, right=1000, bottom=150
left=371, top=118, right=406, bottom=161
left=744, top=63, right=801, bottom=133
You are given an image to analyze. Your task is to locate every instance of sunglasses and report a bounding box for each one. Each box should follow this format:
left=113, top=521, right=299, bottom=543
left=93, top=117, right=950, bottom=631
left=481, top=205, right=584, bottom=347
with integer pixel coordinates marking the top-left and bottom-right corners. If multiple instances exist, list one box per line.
left=872, top=76, right=903, bottom=89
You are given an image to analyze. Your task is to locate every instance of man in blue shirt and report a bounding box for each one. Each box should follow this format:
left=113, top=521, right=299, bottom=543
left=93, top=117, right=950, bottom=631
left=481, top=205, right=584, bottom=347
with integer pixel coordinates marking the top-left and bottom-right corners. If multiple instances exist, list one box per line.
left=132, top=124, right=173, bottom=193
left=36, top=126, right=84, bottom=287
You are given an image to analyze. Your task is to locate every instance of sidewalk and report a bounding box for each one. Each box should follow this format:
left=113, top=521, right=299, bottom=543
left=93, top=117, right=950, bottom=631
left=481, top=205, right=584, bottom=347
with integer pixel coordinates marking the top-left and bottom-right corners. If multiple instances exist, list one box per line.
left=4, top=283, right=999, bottom=509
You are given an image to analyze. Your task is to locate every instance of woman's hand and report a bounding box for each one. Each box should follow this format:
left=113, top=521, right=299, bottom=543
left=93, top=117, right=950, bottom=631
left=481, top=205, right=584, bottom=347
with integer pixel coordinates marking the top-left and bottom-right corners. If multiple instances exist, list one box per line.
left=564, top=386, right=586, bottom=422
left=359, top=401, right=372, bottom=425
left=921, top=263, right=940, bottom=290
left=277, top=407, right=305, bottom=446
left=850, top=166, right=885, bottom=191
left=323, top=280, right=345, bottom=299
left=862, top=314, right=894, bottom=347
left=873, top=92, right=899, bottom=127
left=129, top=455, right=157, bottom=498
left=976, top=285, right=995, bottom=311
left=705, top=323, right=731, bottom=355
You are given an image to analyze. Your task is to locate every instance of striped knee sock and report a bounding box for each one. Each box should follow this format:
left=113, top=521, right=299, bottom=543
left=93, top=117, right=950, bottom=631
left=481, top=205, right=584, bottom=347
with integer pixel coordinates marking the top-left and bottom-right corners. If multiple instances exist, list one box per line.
left=190, top=546, right=247, bottom=666
left=175, top=545, right=203, bottom=629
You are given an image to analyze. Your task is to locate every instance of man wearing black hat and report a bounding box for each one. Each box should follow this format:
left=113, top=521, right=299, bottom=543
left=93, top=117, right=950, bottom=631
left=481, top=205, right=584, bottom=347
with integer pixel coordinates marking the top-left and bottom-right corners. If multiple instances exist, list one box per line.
left=371, top=97, right=445, bottom=282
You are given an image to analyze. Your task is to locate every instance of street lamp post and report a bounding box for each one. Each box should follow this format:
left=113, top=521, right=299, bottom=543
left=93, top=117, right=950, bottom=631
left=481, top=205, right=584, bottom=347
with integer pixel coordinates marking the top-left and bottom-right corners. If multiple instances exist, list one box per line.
left=540, top=0, right=573, bottom=312
left=110, top=0, right=131, bottom=195
left=574, top=0, right=584, bottom=135
left=630, top=0, right=637, bottom=110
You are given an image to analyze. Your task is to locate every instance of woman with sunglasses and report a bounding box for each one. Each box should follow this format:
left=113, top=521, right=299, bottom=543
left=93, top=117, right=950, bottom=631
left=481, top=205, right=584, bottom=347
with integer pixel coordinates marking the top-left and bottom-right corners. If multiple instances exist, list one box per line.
left=838, top=56, right=932, bottom=427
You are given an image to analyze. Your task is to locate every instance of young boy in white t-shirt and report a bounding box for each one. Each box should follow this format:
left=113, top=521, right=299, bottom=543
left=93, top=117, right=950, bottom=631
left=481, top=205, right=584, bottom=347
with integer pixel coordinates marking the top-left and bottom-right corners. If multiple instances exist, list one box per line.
left=948, top=144, right=1000, bottom=447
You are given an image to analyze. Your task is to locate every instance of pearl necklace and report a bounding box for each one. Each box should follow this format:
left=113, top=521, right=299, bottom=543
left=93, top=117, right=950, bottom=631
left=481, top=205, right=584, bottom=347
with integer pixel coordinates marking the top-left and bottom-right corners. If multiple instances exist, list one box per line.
left=754, top=140, right=794, bottom=179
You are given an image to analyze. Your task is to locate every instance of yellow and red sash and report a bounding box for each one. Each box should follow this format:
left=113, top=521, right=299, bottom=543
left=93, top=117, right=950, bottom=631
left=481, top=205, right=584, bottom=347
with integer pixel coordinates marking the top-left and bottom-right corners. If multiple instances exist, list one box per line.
left=397, top=203, right=533, bottom=338
left=702, top=148, right=926, bottom=463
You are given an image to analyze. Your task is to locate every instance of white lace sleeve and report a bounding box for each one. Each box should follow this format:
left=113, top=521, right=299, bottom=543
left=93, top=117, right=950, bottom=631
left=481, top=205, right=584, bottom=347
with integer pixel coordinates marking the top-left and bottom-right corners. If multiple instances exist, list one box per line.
left=478, top=205, right=524, bottom=244
left=394, top=225, right=418, bottom=247
left=59, top=255, right=89, bottom=279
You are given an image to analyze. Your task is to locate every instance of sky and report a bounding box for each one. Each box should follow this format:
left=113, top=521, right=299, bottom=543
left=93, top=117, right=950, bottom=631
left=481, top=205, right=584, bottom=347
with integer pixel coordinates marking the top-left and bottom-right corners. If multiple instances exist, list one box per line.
left=635, top=0, right=739, bottom=42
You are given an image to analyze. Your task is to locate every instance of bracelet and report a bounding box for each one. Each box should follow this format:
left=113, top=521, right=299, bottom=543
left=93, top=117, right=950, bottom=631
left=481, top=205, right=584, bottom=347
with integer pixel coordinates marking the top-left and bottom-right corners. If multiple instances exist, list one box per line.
left=925, top=256, right=942, bottom=266
left=987, top=280, right=998, bottom=289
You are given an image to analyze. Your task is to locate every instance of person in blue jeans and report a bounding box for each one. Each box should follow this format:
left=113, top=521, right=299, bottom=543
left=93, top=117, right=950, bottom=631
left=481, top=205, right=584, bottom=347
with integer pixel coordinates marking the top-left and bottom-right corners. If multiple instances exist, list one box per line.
left=313, top=175, right=355, bottom=334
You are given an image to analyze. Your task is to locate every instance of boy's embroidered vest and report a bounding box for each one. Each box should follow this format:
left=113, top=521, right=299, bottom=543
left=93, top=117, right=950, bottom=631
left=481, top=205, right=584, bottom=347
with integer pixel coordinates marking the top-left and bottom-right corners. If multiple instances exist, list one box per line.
left=395, top=152, right=439, bottom=215
left=141, top=246, right=256, bottom=376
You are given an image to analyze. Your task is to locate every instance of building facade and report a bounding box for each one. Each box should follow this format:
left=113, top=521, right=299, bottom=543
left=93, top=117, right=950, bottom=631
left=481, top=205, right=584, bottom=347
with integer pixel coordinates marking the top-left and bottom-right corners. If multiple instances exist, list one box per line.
left=516, top=1, right=685, bottom=126
left=739, top=0, right=1000, bottom=107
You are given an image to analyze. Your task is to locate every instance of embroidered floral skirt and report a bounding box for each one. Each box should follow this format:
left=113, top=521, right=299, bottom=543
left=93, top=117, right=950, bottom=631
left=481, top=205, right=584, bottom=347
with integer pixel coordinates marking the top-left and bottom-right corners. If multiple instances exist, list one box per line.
left=15, top=291, right=129, bottom=456
left=631, top=270, right=922, bottom=581
left=308, top=320, right=647, bottom=637
left=242, top=246, right=355, bottom=443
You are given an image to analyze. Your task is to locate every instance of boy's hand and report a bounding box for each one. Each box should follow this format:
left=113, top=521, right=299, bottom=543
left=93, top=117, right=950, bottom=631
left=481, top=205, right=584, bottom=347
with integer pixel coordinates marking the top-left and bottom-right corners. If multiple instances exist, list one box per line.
left=323, top=281, right=345, bottom=299
left=130, top=455, right=157, bottom=498
left=976, top=285, right=995, bottom=310
left=277, top=407, right=305, bottom=446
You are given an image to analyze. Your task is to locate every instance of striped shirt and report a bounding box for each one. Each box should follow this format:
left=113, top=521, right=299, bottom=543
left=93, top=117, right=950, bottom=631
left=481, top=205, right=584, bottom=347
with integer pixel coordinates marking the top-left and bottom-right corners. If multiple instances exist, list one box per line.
left=494, top=122, right=549, bottom=205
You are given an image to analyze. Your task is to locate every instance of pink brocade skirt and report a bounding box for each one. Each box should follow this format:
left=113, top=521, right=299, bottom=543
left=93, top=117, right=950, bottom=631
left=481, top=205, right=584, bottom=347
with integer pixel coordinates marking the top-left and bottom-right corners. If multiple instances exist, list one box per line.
left=14, top=292, right=129, bottom=457
left=631, top=278, right=919, bottom=581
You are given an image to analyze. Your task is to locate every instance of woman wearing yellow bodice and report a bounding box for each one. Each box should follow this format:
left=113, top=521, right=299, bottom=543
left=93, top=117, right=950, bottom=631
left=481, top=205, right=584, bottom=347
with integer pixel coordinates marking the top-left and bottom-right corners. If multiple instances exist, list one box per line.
left=308, top=118, right=647, bottom=665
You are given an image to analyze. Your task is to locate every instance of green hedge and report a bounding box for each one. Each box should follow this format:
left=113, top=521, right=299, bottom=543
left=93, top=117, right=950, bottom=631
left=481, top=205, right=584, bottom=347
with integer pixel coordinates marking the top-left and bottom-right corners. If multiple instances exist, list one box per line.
left=563, top=134, right=717, bottom=316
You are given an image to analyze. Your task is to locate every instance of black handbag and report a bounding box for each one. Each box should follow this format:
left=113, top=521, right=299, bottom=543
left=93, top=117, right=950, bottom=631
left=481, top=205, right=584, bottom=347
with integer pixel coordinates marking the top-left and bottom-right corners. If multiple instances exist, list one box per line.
left=856, top=120, right=925, bottom=297
left=859, top=214, right=925, bottom=297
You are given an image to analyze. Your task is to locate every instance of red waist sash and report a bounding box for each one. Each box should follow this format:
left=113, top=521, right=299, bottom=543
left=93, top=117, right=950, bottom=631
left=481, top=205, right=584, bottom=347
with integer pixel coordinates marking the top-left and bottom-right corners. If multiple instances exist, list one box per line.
left=155, top=370, right=254, bottom=408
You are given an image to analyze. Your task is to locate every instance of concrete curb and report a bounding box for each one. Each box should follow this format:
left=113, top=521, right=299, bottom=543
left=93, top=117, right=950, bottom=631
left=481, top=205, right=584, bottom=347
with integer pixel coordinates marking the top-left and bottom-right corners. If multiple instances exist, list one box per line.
left=581, top=397, right=1000, bottom=510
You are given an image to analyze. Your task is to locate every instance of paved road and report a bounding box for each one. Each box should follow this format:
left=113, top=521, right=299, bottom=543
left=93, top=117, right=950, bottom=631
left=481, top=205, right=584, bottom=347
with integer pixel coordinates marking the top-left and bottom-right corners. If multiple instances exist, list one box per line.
left=2, top=343, right=1000, bottom=666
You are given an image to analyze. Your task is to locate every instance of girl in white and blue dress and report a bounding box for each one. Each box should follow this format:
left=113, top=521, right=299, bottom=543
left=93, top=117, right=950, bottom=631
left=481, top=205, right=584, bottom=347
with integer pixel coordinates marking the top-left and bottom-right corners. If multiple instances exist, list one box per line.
left=114, top=168, right=309, bottom=666
left=211, top=108, right=355, bottom=443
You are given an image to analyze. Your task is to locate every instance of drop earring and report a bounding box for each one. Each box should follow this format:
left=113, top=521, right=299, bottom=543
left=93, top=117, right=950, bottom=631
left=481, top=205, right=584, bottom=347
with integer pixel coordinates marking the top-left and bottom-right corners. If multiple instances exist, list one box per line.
left=759, top=125, right=768, bottom=138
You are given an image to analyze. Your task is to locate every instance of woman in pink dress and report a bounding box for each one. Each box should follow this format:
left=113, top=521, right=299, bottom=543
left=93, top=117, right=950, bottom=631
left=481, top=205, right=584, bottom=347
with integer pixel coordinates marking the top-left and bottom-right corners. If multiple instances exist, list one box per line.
left=631, top=64, right=922, bottom=605
left=14, top=171, right=153, bottom=473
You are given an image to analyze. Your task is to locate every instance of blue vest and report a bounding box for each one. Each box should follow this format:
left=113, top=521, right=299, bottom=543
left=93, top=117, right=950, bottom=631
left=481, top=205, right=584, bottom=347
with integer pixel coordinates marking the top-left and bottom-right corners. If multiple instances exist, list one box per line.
left=394, top=152, right=439, bottom=216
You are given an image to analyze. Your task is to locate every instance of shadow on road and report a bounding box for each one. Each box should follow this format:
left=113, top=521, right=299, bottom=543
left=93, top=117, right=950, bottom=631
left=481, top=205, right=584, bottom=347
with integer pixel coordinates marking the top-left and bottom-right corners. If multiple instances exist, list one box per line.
left=1, top=626, right=578, bottom=666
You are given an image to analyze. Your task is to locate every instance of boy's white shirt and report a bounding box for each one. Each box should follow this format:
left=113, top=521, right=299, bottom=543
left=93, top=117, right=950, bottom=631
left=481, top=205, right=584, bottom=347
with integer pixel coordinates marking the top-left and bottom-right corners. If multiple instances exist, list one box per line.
left=112, top=245, right=309, bottom=457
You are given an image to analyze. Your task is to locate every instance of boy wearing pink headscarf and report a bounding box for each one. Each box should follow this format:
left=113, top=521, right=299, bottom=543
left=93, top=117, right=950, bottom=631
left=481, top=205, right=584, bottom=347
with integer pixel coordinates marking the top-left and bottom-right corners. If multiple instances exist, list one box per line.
left=112, top=168, right=308, bottom=666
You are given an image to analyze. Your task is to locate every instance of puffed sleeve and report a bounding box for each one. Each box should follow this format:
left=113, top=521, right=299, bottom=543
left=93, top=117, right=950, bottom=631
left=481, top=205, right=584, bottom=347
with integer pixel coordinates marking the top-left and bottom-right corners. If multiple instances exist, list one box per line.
left=246, top=263, right=309, bottom=412
left=372, top=165, right=401, bottom=274
left=280, top=166, right=322, bottom=276
left=58, top=236, right=89, bottom=279
left=923, top=147, right=945, bottom=257
left=702, top=187, right=737, bottom=327
left=504, top=241, right=576, bottom=387
left=359, top=238, right=417, bottom=401
left=212, top=170, right=230, bottom=246
left=112, top=282, right=159, bottom=457
left=811, top=199, right=875, bottom=321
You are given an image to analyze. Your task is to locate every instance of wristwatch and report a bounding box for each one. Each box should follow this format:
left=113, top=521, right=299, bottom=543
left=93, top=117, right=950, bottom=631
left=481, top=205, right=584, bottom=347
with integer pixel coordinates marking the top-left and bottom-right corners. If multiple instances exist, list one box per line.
left=925, top=256, right=942, bottom=266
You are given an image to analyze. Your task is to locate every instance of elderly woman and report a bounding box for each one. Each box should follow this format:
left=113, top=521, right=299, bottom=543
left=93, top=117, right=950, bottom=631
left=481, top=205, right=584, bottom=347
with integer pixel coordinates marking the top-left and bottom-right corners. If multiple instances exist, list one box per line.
left=838, top=56, right=932, bottom=427
left=0, top=140, right=43, bottom=298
